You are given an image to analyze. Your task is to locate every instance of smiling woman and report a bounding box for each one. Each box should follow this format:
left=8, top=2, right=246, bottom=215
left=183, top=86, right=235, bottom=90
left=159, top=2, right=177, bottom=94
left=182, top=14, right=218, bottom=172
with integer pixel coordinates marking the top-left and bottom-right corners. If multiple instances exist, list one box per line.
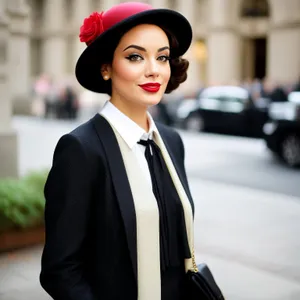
left=102, top=25, right=189, bottom=101
left=39, top=3, right=201, bottom=300
left=100, top=24, right=173, bottom=122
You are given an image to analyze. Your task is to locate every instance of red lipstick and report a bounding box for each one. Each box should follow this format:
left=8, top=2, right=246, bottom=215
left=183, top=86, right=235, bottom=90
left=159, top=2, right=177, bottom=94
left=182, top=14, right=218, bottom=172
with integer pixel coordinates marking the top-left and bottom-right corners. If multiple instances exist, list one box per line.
left=139, top=82, right=161, bottom=93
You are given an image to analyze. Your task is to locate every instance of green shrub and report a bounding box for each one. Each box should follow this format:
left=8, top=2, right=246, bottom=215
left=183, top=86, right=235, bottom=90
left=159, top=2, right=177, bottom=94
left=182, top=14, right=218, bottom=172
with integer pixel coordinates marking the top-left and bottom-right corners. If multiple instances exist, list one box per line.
left=0, top=170, right=48, bottom=232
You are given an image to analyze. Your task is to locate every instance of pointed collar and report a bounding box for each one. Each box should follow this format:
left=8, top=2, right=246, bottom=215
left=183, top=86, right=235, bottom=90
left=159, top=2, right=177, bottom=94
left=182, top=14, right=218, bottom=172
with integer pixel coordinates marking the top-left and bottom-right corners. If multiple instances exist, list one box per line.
left=100, top=101, right=157, bottom=148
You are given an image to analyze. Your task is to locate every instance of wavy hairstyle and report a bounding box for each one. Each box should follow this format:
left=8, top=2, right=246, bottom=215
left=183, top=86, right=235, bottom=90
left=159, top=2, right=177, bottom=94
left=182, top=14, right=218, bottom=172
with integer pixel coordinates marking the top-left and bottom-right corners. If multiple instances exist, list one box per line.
left=162, top=26, right=189, bottom=93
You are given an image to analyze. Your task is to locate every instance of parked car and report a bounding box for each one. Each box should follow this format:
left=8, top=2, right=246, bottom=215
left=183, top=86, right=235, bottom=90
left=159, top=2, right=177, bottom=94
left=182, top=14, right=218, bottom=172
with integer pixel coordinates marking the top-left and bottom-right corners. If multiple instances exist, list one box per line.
left=176, top=86, right=270, bottom=137
left=263, top=92, right=300, bottom=167
left=149, top=91, right=184, bottom=126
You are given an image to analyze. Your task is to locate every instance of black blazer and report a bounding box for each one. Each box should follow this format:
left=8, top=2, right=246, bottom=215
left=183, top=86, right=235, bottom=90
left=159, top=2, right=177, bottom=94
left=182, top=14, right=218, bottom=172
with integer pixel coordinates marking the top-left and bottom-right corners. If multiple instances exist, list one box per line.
left=40, top=114, right=194, bottom=300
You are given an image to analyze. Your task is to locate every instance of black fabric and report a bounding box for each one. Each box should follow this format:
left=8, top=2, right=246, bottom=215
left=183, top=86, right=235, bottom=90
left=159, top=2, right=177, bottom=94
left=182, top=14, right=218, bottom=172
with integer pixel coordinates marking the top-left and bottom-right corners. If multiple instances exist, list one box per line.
left=161, top=263, right=186, bottom=300
left=138, top=139, right=191, bottom=272
left=40, top=114, right=194, bottom=300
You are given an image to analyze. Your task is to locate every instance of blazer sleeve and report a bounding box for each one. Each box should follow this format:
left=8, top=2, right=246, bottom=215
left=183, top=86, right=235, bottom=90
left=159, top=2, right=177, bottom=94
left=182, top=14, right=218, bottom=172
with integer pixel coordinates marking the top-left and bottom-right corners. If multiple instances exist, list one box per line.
left=40, top=133, right=96, bottom=300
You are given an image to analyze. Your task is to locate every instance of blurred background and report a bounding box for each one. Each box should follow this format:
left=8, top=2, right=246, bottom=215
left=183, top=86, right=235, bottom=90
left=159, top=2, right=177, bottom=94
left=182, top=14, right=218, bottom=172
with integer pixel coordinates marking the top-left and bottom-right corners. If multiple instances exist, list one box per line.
left=0, top=0, right=300, bottom=299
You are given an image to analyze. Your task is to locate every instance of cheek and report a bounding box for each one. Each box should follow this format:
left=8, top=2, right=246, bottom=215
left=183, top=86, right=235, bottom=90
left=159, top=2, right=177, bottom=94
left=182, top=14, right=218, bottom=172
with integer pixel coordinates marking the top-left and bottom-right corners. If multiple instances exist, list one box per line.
left=112, top=61, right=141, bottom=83
left=163, top=64, right=171, bottom=83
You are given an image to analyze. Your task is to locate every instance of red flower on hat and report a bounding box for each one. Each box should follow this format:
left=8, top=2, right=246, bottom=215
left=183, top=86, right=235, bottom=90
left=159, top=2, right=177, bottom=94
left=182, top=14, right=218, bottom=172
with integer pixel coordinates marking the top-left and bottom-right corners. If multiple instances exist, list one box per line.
left=79, top=12, right=104, bottom=46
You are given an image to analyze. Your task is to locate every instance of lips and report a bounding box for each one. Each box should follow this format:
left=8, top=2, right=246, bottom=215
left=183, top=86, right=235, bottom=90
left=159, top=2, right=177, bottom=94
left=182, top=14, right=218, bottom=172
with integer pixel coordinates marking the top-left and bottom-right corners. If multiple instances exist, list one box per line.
left=139, top=83, right=161, bottom=93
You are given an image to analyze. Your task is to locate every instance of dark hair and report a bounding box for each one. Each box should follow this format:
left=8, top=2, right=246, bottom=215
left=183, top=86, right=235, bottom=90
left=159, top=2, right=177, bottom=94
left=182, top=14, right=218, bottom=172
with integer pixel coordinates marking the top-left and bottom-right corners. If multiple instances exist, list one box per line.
left=162, top=26, right=189, bottom=93
left=101, top=24, right=189, bottom=96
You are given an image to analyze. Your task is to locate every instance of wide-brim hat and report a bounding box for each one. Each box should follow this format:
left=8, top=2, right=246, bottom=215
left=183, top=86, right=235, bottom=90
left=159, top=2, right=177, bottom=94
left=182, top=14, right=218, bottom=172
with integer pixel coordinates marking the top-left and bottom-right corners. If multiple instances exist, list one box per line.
left=75, top=2, right=193, bottom=93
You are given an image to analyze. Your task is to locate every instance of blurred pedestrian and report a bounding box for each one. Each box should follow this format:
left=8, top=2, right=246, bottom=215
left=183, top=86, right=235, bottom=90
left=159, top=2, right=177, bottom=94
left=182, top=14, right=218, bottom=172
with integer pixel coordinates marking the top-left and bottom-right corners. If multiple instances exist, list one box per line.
left=40, top=2, right=197, bottom=300
left=60, top=85, right=79, bottom=119
left=31, top=74, right=51, bottom=117
left=269, top=80, right=288, bottom=103
left=293, top=76, right=300, bottom=92
left=44, top=78, right=59, bottom=118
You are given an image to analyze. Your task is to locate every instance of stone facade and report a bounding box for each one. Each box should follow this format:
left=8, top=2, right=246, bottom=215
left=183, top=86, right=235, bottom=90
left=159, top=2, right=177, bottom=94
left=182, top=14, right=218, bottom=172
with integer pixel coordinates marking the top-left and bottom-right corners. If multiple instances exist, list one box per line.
left=27, top=0, right=300, bottom=91
left=0, top=1, right=21, bottom=178
left=0, top=0, right=300, bottom=177
left=8, top=0, right=31, bottom=114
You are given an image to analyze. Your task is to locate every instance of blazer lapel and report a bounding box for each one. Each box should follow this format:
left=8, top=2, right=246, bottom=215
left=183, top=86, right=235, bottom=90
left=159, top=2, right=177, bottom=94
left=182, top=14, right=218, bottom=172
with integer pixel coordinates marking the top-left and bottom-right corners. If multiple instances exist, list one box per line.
left=92, top=114, right=137, bottom=281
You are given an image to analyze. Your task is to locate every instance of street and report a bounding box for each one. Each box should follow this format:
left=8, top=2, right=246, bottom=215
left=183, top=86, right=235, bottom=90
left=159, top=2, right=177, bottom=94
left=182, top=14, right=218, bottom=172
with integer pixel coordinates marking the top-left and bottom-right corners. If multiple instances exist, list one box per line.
left=0, top=115, right=299, bottom=300
left=183, top=131, right=300, bottom=198
left=14, top=116, right=300, bottom=198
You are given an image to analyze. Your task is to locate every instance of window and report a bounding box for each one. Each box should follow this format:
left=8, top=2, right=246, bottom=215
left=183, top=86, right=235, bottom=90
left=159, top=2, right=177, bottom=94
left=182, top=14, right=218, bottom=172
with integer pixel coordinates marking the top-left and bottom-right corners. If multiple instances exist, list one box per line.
left=167, top=0, right=176, bottom=9
left=92, top=0, right=101, bottom=11
left=30, top=38, right=42, bottom=76
left=29, top=0, right=45, bottom=23
left=241, top=0, right=269, bottom=17
left=64, top=0, right=74, bottom=22
left=65, top=35, right=74, bottom=74
left=0, top=41, right=6, bottom=64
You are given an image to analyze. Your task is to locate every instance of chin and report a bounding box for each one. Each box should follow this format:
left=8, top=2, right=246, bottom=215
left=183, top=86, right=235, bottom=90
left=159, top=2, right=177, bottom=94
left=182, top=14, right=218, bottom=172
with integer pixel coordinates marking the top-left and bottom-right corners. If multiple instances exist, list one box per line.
left=141, top=94, right=163, bottom=106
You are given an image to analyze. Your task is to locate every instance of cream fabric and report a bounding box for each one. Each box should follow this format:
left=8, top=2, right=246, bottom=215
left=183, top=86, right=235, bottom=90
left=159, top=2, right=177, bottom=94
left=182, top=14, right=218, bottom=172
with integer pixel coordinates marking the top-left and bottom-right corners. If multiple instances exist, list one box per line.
left=114, top=127, right=161, bottom=300
left=104, top=117, right=194, bottom=300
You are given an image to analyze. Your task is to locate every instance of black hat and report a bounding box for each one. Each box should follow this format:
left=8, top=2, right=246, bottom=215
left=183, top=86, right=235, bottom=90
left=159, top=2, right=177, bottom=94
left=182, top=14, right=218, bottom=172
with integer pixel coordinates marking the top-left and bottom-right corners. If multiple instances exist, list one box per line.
left=75, top=2, right=193, bottom=93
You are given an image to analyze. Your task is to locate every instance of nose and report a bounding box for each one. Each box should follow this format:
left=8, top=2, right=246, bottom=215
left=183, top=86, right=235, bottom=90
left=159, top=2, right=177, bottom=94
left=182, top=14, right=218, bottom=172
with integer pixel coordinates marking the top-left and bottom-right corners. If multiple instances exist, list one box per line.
left=145, top=58, right=159, bottom=79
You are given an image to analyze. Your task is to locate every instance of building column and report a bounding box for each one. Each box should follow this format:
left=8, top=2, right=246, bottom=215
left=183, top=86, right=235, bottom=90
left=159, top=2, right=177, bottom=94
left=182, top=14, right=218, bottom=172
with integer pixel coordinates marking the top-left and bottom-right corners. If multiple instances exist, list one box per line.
left=41, top=0, right=67, bottom=81
left=71, top=0, right=92, bottom=79
left=101, top=0, right=119, bottom=11
left=7, top=0, right=31, bottom=114
left=0, top=6, right=18, bottom=178
left=176, top=0, right=202, bottom=94
left=150, top=0, right=168, bottom=8
left=71, top=0, right=121, bottom=84
left=206, top=0, right=242, bottom=85
left=267, top=0, right=300, bottom=82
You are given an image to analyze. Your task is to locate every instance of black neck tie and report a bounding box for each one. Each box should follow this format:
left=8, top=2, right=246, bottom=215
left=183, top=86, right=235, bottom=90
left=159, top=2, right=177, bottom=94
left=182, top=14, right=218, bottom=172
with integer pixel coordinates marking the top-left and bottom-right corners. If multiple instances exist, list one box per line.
left=138, top=138, right=191, bottom=272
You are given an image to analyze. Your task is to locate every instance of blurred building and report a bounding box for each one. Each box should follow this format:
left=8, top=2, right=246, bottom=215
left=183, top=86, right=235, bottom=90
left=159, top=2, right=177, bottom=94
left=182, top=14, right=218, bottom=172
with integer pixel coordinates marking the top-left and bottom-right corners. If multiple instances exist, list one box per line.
left=0, top=0, right=299, bottom=178
left=26, top=0, right=300, bottom=88
left=2, top=0, right=300, bottom=104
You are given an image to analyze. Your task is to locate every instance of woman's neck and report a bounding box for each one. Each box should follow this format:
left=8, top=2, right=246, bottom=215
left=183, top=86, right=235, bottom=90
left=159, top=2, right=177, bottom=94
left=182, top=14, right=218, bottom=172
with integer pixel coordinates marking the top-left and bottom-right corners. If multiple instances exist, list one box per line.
left=110, top=98, right=149, bottom=132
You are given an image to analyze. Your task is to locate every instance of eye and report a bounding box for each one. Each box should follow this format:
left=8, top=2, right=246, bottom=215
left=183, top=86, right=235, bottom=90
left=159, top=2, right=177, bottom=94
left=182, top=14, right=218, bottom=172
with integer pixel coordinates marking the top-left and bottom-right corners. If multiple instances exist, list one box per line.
left=125, top=54, right=143, bottom=62
left=157, top=55, right=171, bottom=62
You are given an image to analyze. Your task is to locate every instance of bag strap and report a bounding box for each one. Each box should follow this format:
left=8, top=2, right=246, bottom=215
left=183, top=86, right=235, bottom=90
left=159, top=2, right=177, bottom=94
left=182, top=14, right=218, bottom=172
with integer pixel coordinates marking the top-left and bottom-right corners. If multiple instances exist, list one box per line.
left=192, top=249, right=199, bottom=273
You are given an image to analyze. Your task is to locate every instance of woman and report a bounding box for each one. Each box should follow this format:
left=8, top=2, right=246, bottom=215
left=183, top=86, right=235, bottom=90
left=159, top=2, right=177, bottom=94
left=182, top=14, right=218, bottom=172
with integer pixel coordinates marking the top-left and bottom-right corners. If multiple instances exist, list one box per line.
left=40, top=2, right=195, bottom=300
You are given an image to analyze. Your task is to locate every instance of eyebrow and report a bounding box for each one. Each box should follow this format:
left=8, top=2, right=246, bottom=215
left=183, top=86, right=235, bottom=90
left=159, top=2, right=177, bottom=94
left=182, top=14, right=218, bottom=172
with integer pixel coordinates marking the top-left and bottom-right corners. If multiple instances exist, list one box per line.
left=123, top=45, right=170, bottom=52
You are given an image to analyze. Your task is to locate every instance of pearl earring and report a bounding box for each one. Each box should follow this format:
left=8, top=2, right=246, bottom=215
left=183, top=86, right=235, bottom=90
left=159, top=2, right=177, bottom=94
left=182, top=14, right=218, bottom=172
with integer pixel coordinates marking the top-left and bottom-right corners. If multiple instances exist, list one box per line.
left=103, top=75, right=109, bottom=80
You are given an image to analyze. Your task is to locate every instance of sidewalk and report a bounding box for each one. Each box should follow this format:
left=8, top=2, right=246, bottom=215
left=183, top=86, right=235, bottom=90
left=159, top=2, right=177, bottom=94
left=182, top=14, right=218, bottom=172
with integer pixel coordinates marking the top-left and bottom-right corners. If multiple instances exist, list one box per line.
left=0, top=247, right=50, bottom=300
left=191, top=178, right=300, bottom=300
left=1, top=117, right=300, bottom=299
left=1, top=180, right=300, bottom=300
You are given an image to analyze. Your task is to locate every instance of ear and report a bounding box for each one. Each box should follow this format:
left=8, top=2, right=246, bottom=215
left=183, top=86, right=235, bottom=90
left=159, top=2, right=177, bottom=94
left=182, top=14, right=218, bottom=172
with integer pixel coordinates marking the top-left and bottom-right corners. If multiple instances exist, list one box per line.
left=101, top=64, right=112, bottom=81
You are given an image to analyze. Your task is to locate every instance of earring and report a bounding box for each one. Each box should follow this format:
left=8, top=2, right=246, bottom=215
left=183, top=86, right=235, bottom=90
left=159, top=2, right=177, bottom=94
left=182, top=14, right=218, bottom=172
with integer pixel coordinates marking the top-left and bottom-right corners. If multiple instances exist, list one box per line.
left=103, top=75, right=109, bottom=80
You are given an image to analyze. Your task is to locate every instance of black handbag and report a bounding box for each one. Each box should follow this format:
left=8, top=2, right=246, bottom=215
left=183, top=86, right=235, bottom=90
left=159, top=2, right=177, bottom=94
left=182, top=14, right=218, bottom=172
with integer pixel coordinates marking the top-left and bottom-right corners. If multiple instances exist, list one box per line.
left=185, top=250, right=225, bottom=300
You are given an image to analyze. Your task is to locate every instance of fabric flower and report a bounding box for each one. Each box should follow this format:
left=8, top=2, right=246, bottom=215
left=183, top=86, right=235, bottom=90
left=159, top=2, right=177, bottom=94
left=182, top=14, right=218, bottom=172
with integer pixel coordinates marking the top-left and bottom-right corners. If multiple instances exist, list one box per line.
left=79, top=12, right=104, bottom=46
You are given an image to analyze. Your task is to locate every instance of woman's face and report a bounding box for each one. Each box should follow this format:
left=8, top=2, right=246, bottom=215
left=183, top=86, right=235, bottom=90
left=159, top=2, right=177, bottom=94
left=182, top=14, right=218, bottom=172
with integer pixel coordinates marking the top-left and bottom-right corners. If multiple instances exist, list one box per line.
left=105, top=24, right=171, bottom=110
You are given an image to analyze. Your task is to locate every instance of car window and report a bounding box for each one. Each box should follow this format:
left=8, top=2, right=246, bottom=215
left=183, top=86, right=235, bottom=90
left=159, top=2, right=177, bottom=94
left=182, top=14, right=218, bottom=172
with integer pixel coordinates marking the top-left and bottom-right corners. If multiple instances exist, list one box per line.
left=221, top=96, right=246, bottom=112
left=269, top=102, right=299, bottom=121
left=200, top=86, right=249, bottom=100
left=199, top=95, right=246, bottom=113
left=288, top=92, right=300, bottom=104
